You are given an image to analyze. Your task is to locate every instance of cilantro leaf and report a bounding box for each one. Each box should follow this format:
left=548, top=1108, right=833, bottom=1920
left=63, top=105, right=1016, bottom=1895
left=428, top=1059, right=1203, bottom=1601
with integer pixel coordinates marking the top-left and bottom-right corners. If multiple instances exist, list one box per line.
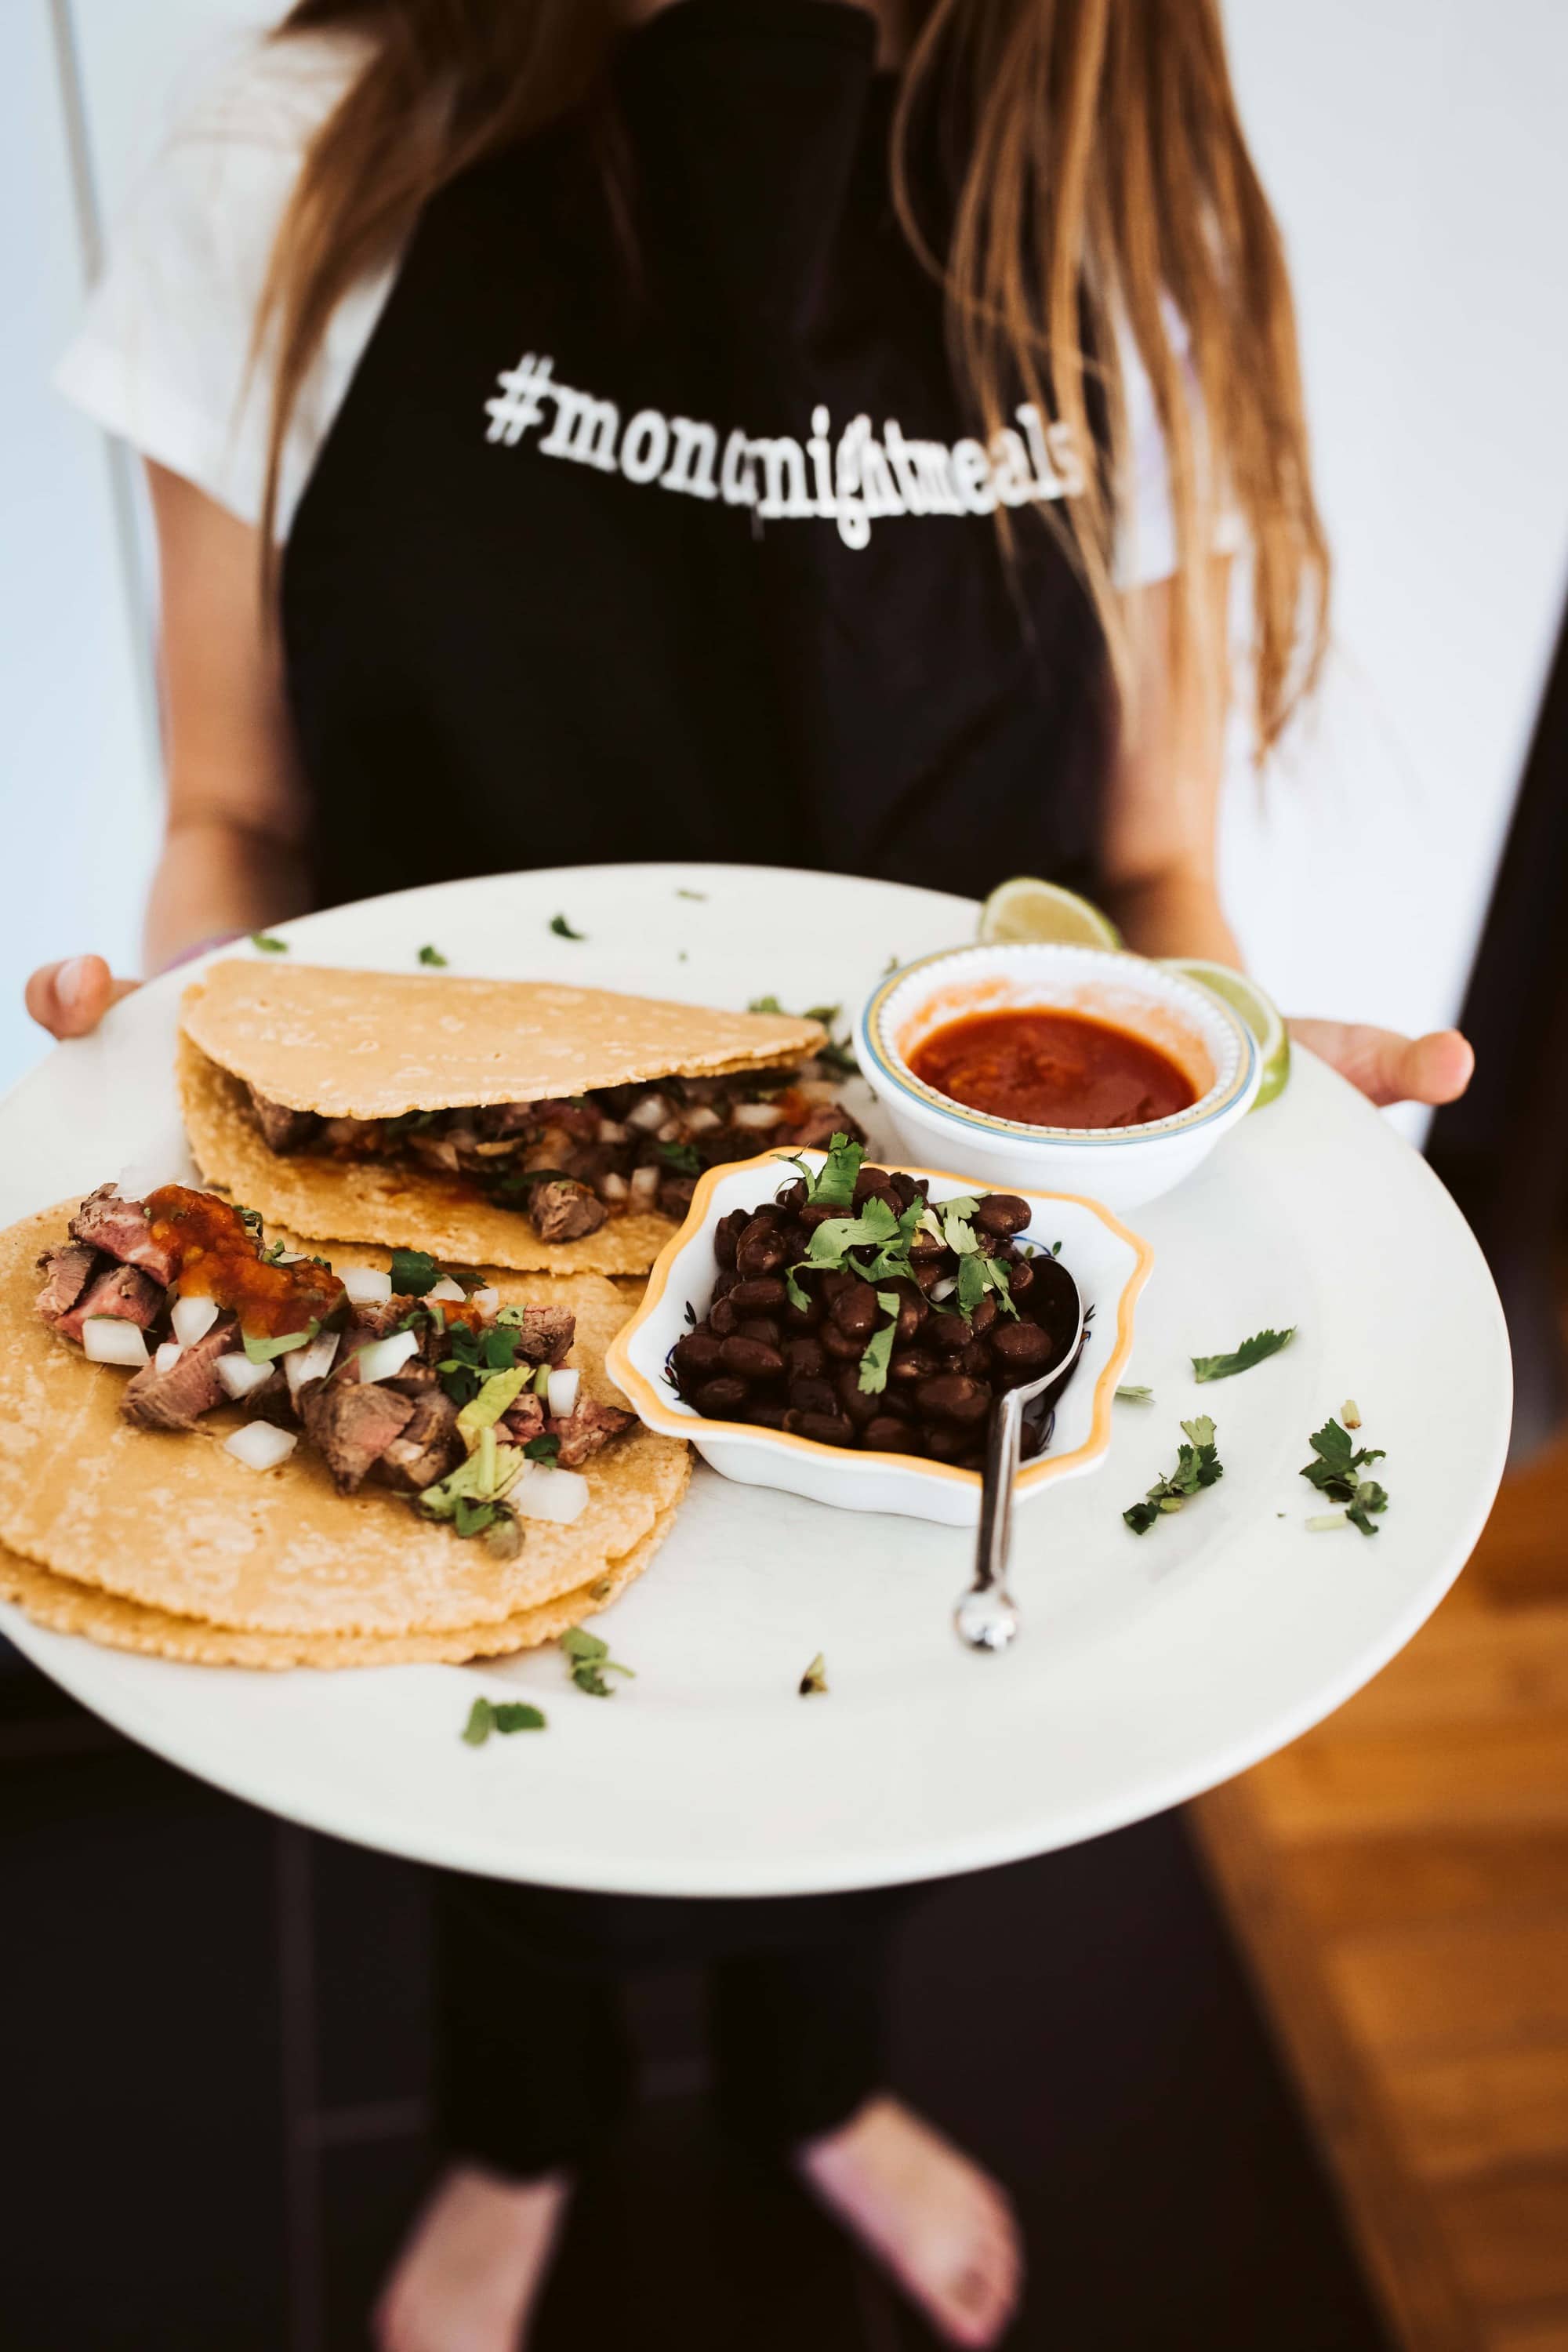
left=1123, top=1416, right=1224, bottom=1534
left=250, top=932, right=287, bottom=954
left=390, top=1247, right=441, bottom=1296
left=676, top=887, right=707, bottom=900
left=1300, top=1417, right=1386, bottom=1501
left=523, top=1435, right=561, bottom=1465
left=416, top=943, right=448, bottom=967
left=856, top=1292, right=902, bottom=1395
left=560, top=1624, right=635, bottom=1697
left=241, top=1318, right=319, bottom=1365
left=1116, top=1384, right=1154, bottom=1403
left=492, top=1700, right=546, bottom=1732
left=461, top=1695, right=546, bottom=1745
left=453, top=1496, right=499, bottom=1538
left=748, top=993, right=783, bottom=1014
left=550, top=913, right=586, bottom=940
left=657, top=1139, right=701, bottom=1177
left=799, top=1652, right=829, bottom=1696
left=809, top=1133, right=866, bottom=1210
left=1192, top=1327, right=1297, bottom=1384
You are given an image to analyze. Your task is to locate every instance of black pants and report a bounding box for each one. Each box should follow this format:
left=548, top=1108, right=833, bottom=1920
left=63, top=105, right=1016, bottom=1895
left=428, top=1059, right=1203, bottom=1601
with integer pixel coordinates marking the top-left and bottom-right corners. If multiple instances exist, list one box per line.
left=435, top=1875, right=918, bottom=2182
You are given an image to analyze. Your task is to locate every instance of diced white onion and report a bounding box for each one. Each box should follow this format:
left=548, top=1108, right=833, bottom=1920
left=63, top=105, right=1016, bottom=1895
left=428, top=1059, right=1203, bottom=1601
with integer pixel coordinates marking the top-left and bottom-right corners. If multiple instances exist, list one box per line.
left=655, top=1119, right=684, bottom=1143
left=546, top=1368, right=579, bottom=1417
left=223, top=1422, right=298, bottom=1472
left=171, top=1294, right=220, bottom=1347
left=630, top=1164, right=660, bottom=1208
left=340, top=1265, right=393, bottom=1305
left=285, top=1329, right=339, bottom=1396
left=154, top=1341, right=183, bottom=1376
left=272, top=1250, right=305, bottom=1265
left=597, top=1118, right=630, bottom=1145
left=929, top=1276, right=957, bottom=1302
left=794, top=1080, right=841, bottom=1104
left=731, top=1102, right=786, bottom=1131
left=356, top=1329, right=419, bottom=1384
left=510, top=1461, right=590, bottom=1524
left=599, top=1173, right=629, bottom=1204
left=626, top=1094, right=669, bottom=1133
left=82, top=1317, right=150, bottom=1367
left=471, top=1287, right=500, bottom=1319
left=683, top=1105, right=722, bottom=1133
left=216, top=1352, right=275, bottom=1401
left=427, top=1275, right=466, bottom=1303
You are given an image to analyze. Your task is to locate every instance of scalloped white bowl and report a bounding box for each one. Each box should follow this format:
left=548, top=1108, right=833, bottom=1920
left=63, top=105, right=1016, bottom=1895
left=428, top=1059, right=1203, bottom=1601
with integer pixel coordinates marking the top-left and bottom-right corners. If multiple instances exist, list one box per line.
left=605, top=1148, right=1153, bottom=1527
left=857, top=943, right=1261, bottom=1210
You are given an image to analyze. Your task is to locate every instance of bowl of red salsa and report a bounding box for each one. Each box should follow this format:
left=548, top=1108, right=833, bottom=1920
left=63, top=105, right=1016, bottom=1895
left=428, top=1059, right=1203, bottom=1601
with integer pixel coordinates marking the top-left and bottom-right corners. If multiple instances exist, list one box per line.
left=855, top=944, right=1260, bottom=1209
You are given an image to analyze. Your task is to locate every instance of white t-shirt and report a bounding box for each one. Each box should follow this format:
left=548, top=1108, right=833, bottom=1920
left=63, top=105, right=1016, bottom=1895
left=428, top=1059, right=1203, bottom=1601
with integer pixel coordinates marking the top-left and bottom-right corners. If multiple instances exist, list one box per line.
left=56, top=29, right=1184, bottom=583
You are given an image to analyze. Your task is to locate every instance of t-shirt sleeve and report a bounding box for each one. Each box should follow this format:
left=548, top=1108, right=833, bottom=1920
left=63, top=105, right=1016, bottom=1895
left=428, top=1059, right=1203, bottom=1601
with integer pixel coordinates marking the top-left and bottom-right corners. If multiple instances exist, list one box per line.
left=54, top=31, right=389, bottom=536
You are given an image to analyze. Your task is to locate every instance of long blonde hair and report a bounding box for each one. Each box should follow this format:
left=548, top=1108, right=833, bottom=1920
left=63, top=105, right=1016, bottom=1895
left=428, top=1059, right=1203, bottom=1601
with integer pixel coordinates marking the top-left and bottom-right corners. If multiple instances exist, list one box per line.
left=260, top=0, right=1328, bottom=757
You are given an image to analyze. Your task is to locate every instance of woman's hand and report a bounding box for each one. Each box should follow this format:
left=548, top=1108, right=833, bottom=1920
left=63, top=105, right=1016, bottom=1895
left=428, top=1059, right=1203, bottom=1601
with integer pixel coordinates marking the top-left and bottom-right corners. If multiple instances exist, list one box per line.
left=1288, top=1018, right=1473, bottom=1109
left=24, top=956, right=140, bottom=1040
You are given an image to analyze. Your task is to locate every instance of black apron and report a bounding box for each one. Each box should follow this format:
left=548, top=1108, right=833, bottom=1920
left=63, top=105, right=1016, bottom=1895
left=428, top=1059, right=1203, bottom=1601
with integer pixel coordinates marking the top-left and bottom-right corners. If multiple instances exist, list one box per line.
left=282, top=0, right=1110, bottom=910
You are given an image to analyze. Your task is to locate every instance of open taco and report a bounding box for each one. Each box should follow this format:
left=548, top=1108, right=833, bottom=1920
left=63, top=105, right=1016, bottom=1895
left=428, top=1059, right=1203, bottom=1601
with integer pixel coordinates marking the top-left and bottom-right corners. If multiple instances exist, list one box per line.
left=0, top=1185, right=688, bottom=1664
left=179, top=962, right=863, bottom=1275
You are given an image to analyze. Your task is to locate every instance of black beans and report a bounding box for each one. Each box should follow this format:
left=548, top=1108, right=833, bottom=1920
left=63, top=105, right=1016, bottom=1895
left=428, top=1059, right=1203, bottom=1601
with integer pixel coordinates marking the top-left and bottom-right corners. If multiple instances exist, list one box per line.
left=861, top=1415, right=923, bottom=1454
left=729, top=1275, right=787, bottom=1312
left=720, top=1334, right=785, bottom=1381
left=990, top=1319, right=1054, bottom=1373
left=973, top=1193, right=1030, bottom=1237
left=674, top=1178, right=1076, bottom=1471
left=829, top=1286, right=877, bottom=1342
left=790, top=1410, right=856, bottom=1448
left=916, top=1373, right=990, bottom=1425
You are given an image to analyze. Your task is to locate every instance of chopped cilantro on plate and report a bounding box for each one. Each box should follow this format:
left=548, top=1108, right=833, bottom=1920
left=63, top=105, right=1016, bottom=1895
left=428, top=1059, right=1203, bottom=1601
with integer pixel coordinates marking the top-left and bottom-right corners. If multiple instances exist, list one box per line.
left=1124, top=1416, right=1223, bottom=1534
left=416, top=943, right=448, bottom=967
left=1191, top=1327, right=1296, bottom=1384
left=561, top=1625, right=635, bottom=1697
left=550, top=913, right=586, bottom=940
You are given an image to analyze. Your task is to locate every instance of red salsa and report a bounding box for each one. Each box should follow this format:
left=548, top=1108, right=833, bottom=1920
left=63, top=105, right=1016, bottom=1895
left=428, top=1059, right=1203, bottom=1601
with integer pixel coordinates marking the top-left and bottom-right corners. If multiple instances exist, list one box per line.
left=146, top=1185, right=347, bottom=1338
left=909, top=1008, right=1195, bottom=1130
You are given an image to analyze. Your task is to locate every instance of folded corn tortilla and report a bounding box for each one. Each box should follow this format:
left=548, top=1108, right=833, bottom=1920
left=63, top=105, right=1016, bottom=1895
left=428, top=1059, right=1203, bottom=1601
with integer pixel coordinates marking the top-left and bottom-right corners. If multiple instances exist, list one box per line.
left=0, top=1207, right=689, bottom=1646
left=178, top=963, right=826, bottom=1275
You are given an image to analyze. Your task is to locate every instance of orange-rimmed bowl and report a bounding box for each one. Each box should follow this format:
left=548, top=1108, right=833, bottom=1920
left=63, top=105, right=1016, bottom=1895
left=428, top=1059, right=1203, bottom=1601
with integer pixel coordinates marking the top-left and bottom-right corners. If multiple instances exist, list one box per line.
left=606, top=1149, right=1153, bottom=1527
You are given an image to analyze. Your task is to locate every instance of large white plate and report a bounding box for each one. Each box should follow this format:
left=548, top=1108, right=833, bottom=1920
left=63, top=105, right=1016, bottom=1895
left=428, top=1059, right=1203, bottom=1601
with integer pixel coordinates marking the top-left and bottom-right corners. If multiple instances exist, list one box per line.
left=0, top=863, right=1511, bottom=1895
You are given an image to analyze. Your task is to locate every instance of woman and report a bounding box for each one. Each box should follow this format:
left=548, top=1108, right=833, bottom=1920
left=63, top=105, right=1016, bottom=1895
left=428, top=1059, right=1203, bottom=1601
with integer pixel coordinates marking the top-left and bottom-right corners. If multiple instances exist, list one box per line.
left=34, top=3, right=1472, bottom=2347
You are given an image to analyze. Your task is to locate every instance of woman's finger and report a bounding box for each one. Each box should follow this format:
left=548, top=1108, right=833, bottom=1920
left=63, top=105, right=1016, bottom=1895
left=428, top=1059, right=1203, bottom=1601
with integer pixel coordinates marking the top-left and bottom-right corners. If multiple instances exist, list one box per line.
left=1288, top=1018, right=1474, bottom=1109
left=24, top=957, right=140, bottom=1040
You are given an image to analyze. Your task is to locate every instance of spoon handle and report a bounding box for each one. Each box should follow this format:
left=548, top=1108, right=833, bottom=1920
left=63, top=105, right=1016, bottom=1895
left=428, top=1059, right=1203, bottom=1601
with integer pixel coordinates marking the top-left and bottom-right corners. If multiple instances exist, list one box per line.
left=975, top=1386, right=1025, bottom=1598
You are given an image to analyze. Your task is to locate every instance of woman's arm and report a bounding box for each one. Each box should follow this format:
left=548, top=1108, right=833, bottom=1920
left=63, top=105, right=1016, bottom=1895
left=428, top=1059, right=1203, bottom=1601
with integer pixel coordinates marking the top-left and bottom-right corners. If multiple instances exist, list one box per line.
left=1101, top=563, right=1473, bottom=1108
left=24, top=460, right=312, bottom=1037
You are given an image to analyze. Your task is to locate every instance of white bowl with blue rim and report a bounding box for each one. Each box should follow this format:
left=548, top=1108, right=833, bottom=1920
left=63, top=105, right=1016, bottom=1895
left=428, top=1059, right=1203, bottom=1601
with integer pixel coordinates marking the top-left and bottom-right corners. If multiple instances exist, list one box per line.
left=856, top=943, right=1261, bottom=1211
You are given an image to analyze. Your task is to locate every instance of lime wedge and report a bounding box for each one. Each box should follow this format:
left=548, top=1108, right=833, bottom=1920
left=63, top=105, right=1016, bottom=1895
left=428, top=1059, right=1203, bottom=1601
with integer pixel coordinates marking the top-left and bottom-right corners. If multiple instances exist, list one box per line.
left=977, top=877, right=1123, bottom=949
left=1163, top=959, right=1290, bottom=1109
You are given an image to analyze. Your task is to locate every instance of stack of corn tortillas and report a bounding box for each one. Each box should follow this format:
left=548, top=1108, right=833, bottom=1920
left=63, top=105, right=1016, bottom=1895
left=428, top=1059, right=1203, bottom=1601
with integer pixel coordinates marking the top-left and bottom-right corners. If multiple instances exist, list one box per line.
left=0, top=1210, right=689, bottom=1669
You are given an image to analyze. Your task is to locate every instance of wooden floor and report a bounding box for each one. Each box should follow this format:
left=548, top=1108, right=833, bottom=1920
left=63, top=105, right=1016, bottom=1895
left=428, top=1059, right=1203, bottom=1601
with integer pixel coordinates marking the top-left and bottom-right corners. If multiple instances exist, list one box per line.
left=1197, top=1421, right=1568, bottom=2352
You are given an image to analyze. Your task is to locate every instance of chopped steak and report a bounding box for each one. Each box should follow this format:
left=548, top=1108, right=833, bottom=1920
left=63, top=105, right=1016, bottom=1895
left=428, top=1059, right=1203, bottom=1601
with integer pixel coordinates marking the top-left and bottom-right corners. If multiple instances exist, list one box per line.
left=374, top=1388, right=462, bottom=1493
left=384, top=1359, right=439, bottom=1397
left=779, top=1102, right=860, bottom=1152
left=69, top=1184, right=177, bottom=1283
left=120, top=1316, right=238, bottom=1431
left=34, top=1241, right=100, bottom=1328
left=500, top=1390, right=546, bottom=1446
left=548, top=1395, right=635, bottom=1468
left=529, top=1180, right=607, bottom=1245
left=246, top=1087, right=321, bottom=1154
left=348, top=1298, right=418, bottom=1345
left=509, top=1304, right=576, bottom=1366
left=300, top=1374, right=415, bottom=1493
left=242, top=1366, right=296, bottom=1427
left=657, top=1174, right=698, bottom=1222
left=56, top=1262, right=163, bottom=1345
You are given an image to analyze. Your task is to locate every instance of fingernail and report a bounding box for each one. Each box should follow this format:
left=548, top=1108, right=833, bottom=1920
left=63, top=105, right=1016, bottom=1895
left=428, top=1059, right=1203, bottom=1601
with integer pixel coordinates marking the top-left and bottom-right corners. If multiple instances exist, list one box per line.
left=56, top=957, right=89, bottom=1011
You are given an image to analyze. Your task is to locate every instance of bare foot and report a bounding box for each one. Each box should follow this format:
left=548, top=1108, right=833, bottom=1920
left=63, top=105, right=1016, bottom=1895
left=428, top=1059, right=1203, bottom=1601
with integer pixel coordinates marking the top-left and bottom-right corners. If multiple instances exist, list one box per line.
left=796, top=2094, right=1022, bottom=2347
left=372, top=2162, right=572, bottom=2352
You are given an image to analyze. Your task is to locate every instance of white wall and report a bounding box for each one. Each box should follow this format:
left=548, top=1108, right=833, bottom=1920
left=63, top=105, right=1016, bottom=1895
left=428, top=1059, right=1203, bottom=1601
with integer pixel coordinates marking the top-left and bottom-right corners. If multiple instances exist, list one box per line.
left=2, top=0, right=1565, bottom=1105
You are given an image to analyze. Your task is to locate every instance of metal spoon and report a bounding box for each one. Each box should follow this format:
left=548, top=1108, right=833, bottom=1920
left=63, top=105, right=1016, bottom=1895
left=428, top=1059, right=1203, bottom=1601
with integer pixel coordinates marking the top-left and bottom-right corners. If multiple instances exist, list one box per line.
left=954, top=1264, right=1086, bottom=1653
